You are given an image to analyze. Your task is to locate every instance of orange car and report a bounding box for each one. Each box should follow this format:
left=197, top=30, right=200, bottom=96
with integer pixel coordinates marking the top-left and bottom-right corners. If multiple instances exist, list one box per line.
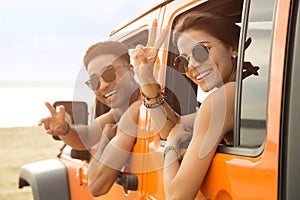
left=19, top=0, right=300, bottom=199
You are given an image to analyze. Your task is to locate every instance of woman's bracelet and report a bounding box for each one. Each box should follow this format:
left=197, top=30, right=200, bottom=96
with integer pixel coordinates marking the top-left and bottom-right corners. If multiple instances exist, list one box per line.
left=163, top=145, right=182, bottom=161
left=62, top=121, right=71, bottom=136
left=140, top=84, right=163, bottom=101
left=143, top=94, right=166, bottom=109
left=141, top=90, right=161, bottom=101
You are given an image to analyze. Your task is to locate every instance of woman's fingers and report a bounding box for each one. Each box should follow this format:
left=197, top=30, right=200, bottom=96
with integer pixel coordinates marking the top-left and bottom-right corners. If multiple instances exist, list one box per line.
left=147, top=19, right=158, bottom=47
left=154, top=25, right=169, bottom=49
left=144, top=47, right=158, bottom=63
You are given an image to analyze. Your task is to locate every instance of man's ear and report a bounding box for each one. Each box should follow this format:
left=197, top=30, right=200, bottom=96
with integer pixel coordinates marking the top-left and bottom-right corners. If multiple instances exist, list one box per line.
left=127, top=64, right=135, bottom=78
left=127, top=64, right=134, bottom=71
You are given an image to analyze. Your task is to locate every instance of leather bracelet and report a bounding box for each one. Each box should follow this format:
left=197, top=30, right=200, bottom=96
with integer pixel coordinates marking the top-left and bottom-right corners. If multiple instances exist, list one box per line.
left=141, top=90, right=162, bottom=101
left=140, top=84, right=162, bottom=100
left=62, top=121, right=70, bottom=136
left=164, top=145, right=181, bottom=160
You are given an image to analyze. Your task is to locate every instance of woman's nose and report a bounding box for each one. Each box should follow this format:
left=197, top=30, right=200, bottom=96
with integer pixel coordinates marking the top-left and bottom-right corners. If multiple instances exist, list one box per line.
left=186, top=57, right=198, bottom=71
left=189, top=56, right=205, bottom=69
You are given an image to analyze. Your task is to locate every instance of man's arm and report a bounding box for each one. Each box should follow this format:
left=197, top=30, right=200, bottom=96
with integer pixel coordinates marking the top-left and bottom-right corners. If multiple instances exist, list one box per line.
left=39, top=102, right=116, bottom=150
left=87, top=101, right=139, bottom=197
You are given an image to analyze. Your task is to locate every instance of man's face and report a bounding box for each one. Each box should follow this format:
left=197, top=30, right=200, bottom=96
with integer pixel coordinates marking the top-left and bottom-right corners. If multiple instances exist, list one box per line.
left=87, top=54, right=136, bottom=108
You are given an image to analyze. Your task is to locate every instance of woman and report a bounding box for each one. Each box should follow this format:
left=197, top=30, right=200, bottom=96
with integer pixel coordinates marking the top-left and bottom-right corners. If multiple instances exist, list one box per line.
left=131, top=12, right=258, bottom=199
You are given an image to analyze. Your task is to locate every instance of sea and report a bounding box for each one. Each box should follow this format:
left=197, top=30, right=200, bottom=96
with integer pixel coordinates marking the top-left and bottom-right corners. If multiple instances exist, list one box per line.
left=0, top=80, right=94, bottom=127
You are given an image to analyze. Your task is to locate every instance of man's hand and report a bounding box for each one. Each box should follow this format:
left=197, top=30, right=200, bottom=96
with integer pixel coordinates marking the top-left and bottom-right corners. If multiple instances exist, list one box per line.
left=38, top=102, right=69, bottom=136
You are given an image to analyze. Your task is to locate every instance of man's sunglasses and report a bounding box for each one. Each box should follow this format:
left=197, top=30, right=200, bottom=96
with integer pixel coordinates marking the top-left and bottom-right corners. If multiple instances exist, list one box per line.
left=173, top=41, right=220, bottom=73
left=85, top=65, right=127, bottom=90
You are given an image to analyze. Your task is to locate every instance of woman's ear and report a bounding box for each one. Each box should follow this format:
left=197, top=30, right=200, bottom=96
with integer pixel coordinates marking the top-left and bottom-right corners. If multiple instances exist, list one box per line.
left=231, top=43, right=238, bottom=57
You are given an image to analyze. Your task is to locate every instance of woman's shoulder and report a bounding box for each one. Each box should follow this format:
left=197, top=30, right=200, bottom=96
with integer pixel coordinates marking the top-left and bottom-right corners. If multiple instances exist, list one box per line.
left=203, top=82, right=235, bottom=104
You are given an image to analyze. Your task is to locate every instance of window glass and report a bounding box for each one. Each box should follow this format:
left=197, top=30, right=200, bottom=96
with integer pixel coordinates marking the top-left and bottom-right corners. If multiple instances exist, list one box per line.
left=240, top=0, right=275, bottom=147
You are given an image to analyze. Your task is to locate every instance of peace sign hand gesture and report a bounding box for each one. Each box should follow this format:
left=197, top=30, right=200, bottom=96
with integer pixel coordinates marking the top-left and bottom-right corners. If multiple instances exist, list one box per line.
left=129, top=19, right=169, bottom=86
left=38, top=102, right=71, bottom=136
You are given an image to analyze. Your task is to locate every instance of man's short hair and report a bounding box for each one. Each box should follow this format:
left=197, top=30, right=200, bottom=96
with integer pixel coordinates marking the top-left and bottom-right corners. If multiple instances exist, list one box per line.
left=83, top=41, right=130, bottom=69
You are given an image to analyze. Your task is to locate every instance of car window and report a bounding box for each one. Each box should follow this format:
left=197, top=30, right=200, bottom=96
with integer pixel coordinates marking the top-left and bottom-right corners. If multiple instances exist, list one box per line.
left=239, top=0, right=275, bottom=148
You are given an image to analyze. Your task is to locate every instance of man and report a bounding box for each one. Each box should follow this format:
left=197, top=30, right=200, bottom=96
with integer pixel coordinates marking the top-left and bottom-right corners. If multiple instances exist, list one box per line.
left=38, top=41, right=140, bottom=196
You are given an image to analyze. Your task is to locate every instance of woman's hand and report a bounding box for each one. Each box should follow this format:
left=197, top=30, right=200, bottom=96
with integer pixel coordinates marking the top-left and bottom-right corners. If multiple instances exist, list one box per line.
left=167, top=123, right=193, bottom=148
left=38, top=102, right=69, bottom=136
left=129, top=19, right=169, bottom=85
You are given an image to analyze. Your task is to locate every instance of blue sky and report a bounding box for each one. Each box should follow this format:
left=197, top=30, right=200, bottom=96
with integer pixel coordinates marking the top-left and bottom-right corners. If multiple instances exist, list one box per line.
left=0, top=0, right=159, bottom=82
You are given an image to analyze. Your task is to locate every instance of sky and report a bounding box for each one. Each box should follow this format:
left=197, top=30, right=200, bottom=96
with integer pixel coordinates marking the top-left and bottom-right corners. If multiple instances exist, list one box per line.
left=0, top=0, right=160, bottom=127
left=0, top=0, right=160, bottom=82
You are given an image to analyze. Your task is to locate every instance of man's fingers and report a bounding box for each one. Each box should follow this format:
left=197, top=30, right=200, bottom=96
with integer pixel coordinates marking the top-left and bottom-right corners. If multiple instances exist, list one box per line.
left=41, top=118, right=51, bottom=130
left=147, top=19, right=158, bottom=47
left=45, top=102, right=57, bottom=118
left=37, top=118, right=43, bottom=126
left=57, top=105, right=66, bottom=121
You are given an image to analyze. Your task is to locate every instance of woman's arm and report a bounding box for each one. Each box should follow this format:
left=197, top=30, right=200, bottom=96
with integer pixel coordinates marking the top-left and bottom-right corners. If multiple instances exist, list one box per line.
left=131, top=19, right=180, bottom=139
left=163, top=84, right=235, bottom=199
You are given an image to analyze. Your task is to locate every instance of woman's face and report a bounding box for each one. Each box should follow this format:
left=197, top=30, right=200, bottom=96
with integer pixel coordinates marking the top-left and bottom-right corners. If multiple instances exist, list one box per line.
left=177, top=29, right=236, bottom=92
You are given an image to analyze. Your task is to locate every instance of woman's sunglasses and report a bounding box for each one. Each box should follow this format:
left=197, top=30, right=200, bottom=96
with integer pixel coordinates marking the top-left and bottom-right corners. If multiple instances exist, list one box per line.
left=85, top=65, right=127, bottom=90
left=173, top=41, right=220, bottom=73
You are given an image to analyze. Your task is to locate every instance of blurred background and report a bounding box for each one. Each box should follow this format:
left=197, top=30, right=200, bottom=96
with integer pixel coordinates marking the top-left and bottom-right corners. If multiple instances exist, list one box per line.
left=0, top=0, right=158, bottom=199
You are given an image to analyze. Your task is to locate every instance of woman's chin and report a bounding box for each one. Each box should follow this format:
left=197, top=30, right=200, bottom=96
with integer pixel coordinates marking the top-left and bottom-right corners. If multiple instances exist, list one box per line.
left=199, top=84, right=210, bottom=93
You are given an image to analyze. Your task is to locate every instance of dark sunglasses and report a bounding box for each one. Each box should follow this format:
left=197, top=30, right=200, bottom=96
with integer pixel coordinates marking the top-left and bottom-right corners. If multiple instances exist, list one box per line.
left=85, top=65, right=127, bottom=90
left=173, top=41, right=220, bottom=73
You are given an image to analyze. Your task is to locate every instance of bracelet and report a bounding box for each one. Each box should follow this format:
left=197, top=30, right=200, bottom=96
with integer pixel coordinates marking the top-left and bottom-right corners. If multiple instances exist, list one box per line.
left=140, top=84, right=162, bottom=100
left=62, top=121, right=70, bottom=136
left=141, top=90, right=162, bottom=101
left=164, top=146, right=181, bottom=160
left=143, top=95, right=166, bottom=109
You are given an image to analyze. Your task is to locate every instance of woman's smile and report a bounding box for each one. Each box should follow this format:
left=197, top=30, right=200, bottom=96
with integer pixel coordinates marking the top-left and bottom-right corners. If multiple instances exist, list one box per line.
left=195, top=68, right=213, bottom=81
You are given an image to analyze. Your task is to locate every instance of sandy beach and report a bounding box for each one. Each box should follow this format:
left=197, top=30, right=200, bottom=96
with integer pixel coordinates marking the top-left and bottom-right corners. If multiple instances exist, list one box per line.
left=0, top=126, right=63, bottom=200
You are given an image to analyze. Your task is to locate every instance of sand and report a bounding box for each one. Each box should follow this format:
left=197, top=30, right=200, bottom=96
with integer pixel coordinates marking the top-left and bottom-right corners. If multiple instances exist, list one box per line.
left=0, top=126, right=64, bottom=200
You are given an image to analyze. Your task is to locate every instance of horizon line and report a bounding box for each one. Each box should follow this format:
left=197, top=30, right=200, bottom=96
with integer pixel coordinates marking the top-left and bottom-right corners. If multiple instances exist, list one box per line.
left=0, top=80, right=76, bottom=88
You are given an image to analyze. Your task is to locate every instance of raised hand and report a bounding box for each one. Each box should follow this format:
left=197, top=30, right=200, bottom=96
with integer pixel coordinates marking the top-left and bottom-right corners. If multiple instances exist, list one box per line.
left=38, top=102, right=69, bottom=136
left=129, top=19, right=169, bottom=85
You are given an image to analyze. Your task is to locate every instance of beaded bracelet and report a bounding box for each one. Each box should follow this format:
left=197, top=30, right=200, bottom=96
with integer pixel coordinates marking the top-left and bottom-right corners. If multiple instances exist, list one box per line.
left=143, top=94, right=166, bottom=109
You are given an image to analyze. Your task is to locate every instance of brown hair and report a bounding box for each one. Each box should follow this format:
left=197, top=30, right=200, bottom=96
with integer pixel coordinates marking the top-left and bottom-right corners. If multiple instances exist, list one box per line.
left=83, top=41, right=130, bottom=69
left=172, top=12, right=240, bottom=47
left=172, top=12, right=259, bottom=79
